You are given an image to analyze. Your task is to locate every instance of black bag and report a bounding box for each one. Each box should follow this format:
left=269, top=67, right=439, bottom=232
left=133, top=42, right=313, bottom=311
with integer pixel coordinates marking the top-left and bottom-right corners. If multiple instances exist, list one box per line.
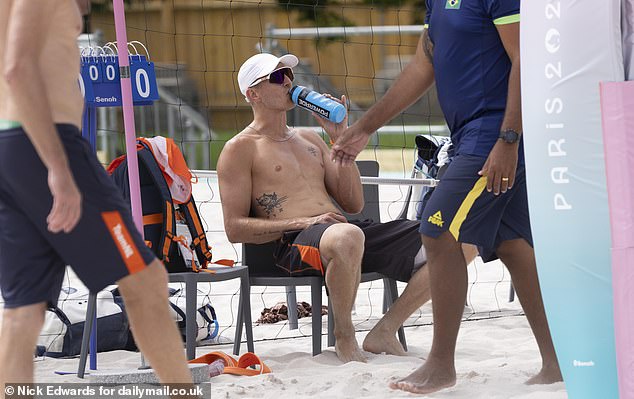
left=415, top=134, right=453, bottom=219
left=37, top=288, right=132, bottom=358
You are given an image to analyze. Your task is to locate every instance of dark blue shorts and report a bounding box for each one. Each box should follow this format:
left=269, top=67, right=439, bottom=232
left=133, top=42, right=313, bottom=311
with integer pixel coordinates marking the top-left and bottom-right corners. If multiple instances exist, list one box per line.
left=418, top=154, right=533, bottom=261
left=0, top=124, right=155, bottom=308
left=274, top=219, right=423, bottom=282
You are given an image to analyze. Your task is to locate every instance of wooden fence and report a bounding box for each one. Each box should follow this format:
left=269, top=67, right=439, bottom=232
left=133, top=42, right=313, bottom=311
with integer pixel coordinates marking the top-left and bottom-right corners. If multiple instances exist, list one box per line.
left=90, top=0, right=425, bottom=130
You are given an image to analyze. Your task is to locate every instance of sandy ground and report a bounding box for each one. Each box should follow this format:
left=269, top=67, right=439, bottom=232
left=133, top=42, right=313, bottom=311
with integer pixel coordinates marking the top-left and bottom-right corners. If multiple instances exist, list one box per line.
left=33, top=313, right=567, bottom=399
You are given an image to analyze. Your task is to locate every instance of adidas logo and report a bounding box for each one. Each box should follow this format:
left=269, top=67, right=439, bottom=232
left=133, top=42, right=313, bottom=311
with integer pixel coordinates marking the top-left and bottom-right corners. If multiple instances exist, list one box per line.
left=428, top=211, right=444, bottom=227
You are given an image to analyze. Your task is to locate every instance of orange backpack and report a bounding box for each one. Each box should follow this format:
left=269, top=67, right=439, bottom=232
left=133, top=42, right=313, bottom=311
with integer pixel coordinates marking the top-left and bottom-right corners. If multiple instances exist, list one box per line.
left=107, top=137, right=233, bottom=273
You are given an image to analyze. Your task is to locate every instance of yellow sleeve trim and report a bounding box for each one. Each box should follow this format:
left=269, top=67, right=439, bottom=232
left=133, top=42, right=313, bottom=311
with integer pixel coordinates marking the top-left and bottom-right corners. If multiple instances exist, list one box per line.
left=494, top=14, right=520, bottom=25
left=423, top=24, right=429, bottom=29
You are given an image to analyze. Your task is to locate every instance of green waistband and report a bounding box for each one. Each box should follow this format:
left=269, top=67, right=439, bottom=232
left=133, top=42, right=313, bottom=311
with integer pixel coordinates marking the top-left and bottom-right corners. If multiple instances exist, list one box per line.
left=0, top=120, right=21, bottom=130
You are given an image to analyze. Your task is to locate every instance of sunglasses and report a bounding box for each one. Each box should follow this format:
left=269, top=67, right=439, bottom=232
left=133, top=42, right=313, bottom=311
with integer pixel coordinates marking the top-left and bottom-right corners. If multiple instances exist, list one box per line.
left=250, top=67, right=294, bottom=87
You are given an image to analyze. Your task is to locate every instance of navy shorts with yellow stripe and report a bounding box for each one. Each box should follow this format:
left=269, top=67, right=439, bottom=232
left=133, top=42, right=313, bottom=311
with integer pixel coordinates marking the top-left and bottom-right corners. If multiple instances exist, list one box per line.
left=418, top=154, right=533, bottom=261
left=274, top=219, right=423, bottom=282
left=0, top=124, right=156, bottom=308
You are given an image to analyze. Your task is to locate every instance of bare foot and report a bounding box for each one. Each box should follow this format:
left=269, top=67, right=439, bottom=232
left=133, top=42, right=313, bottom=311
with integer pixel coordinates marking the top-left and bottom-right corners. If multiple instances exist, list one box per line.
left=389, top=359, right=456, bottom=394
left=363, top=325, right=406, bottom=356
left=334, top=336, right=367, bottom=363
left=525, top=364, right=563, bottom=385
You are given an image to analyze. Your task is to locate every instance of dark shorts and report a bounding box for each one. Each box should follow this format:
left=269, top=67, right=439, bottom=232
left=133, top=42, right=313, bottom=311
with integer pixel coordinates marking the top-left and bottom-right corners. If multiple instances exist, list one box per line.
left=273, top=219, right=423, bottom=282
left=0, top=124, right=155, bottom=308
left=418, top=154, right=533, bottom=261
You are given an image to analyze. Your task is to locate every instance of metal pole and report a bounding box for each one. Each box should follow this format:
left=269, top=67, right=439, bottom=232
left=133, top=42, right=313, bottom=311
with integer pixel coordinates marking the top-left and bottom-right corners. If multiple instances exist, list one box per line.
left=113, top=0, right=143, bottom=232
left=268, top=25, right=424, bottom=39
left=190, top=169, right=438, bottom=187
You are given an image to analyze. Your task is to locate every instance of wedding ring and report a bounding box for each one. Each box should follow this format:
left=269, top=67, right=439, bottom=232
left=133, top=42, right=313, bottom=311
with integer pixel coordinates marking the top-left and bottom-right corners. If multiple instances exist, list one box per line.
left=501, top=177, right=509, bottom=181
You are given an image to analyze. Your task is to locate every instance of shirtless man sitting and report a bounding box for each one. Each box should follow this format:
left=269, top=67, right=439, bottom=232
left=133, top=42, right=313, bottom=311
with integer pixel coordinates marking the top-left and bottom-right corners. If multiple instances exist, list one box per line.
left=217, top=52, right=477, bottom=363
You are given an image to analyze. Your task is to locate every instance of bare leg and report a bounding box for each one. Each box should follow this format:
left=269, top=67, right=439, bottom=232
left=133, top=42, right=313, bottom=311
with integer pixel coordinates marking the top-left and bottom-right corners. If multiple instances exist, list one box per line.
left=496, top=239, right=562, bottom=385
left=0, top=302, right=46, bottom=398
left=390, top=231, right=466, bottom=394
left=320, top=223, right=366, bottom=363
left=365, top=244, right=478, bottom=356
left=363, top=267, right=428, bottom=356
left=117, top=260, right=194, bottom=388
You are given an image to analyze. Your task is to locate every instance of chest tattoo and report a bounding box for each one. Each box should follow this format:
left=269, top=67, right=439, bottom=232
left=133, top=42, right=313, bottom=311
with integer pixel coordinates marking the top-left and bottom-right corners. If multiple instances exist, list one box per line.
left=256, top=192, right=289, bottom=217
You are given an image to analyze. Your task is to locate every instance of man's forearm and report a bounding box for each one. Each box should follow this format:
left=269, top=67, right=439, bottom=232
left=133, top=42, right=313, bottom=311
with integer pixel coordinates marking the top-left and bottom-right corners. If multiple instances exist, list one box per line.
left=500, top=59, right=522, bottom=132
left=330, top=165, right=364, bottom=214
left=226, top=216, right=312, bottom=244
left=355, top=32, right=435, bottom=134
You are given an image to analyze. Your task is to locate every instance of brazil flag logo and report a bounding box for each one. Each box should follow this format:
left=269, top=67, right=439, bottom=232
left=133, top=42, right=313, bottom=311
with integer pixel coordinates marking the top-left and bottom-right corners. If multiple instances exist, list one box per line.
left=445, top=0, right=461, bottom=9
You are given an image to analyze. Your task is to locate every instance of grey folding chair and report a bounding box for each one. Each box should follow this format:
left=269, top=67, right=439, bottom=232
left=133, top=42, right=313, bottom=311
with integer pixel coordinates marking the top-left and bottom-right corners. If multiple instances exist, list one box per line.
left=167, top=266, right=254, bottom=359
left=235, top=160, right=407, bottom=356
left=77, top=265, right=253, bottom=377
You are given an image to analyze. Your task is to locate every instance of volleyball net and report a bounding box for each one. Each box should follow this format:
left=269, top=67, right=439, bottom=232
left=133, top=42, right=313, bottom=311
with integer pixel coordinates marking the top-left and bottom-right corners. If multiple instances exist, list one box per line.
left=1, top=1, right=523, bottom=354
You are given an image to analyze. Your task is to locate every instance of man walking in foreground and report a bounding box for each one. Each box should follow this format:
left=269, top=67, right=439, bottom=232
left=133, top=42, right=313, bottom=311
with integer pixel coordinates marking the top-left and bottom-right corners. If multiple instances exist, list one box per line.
left=0, top=2, right=195, bottom=396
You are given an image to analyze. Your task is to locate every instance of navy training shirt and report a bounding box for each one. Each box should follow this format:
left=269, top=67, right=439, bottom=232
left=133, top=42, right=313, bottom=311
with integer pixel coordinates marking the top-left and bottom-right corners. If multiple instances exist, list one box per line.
left=425, top=0, right=520, bottom=158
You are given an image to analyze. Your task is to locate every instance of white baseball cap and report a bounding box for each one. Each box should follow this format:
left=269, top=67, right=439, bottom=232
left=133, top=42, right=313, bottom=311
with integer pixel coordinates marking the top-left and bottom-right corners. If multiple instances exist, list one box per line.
left=237, top=52, right=299, bottom=97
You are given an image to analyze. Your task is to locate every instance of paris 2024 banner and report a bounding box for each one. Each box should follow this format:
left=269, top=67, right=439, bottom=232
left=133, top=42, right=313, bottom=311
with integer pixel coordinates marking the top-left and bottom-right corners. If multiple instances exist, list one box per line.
left=520, top=1, right=626, bottom=398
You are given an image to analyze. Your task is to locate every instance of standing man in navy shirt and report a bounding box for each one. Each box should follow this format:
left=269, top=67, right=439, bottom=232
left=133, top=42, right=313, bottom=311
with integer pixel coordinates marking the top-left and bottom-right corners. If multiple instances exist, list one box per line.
left=333, top=0, right=562, bottom=394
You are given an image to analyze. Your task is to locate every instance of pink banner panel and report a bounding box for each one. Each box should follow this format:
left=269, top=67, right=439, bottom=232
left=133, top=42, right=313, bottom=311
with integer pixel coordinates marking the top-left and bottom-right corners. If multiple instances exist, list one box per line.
left=600, top=80, right=634, bottom=399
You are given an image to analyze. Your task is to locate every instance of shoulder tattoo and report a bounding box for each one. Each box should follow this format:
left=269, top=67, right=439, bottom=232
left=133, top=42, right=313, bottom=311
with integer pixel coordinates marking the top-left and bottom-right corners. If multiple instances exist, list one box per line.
left=423, top=31, right=434, bottom=63
left=307, top=146, right=319, bottom=157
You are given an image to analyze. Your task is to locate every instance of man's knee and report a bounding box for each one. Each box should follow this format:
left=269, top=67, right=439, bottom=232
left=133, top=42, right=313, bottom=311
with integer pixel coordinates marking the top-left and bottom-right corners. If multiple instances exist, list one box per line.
left=2, top=303, right=46, bottom=335
left=421, top=231, right=459, bottom=258
left=118, top=259, right=169, bottom=306
left=320, top=223, right=365, bottom=261
left=496, top=238, right=534, bottom=265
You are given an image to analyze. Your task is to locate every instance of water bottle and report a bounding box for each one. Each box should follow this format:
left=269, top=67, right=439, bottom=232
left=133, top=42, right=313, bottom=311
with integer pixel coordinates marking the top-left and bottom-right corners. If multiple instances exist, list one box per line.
left=289, top=85, right=347, bottom=124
